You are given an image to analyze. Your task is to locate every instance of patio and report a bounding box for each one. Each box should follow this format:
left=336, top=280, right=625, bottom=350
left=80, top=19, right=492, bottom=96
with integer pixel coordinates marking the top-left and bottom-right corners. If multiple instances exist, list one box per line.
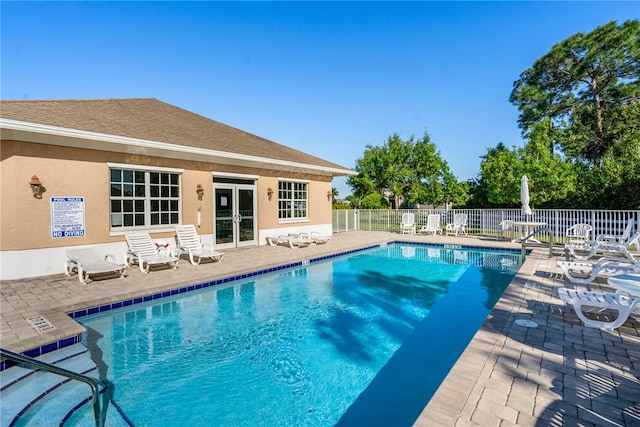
left=1, top=231, right=639, bottom=426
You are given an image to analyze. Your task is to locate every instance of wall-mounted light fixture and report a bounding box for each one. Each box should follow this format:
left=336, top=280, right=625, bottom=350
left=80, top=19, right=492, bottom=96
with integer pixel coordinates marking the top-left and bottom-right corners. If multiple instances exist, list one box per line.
left=327, top=190, right=333, bottom=201
left=267, top=187, right=274, bottom=201
left=30, top=175, right=43, bottom=199
left=196, top=184, right=205, bottom=201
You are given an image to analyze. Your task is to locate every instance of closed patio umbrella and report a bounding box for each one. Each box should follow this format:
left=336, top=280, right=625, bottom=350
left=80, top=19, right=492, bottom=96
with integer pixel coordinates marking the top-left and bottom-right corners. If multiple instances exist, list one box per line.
left=521, top=175, right=532, bottom=216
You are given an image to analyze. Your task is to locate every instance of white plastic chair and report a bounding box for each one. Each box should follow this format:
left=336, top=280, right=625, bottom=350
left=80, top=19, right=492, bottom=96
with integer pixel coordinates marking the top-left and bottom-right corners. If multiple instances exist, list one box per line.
left=64, top=248, right=126, bottom=284
left=400, top=213, right=416, bottom=234
left=557, top=257, right=640, bottom=285
left=566, top=221, right=639, bottom=260
left=565, top=223, right=592, bottom=245
left=266, top=233, right=312, bottom=249
left=125, top=233, right=179, bottom=274
left=558, top=287, right=640, bottom=331
left=175, top=224, right=224, bottom=266
left=309, top=231, right=331, bottom=244
left=446, top=214, right=468, bottom=236
left=418, top=214, right=442, bottom=236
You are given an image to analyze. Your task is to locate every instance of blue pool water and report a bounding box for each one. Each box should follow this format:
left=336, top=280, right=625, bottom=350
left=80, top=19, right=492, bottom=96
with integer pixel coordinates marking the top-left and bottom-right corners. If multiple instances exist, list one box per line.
left=77, top=244, right=520, bottom=426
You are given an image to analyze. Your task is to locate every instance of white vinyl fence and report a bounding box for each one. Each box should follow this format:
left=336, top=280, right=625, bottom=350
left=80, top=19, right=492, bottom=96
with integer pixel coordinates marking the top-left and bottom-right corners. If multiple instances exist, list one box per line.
left=332, top=209, right=640, bottom=245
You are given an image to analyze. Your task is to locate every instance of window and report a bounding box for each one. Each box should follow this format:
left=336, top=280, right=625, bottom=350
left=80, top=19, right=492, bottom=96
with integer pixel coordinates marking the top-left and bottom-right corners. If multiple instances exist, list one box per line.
left=109, top=167, right=181, bottom=229
left=278, top=180, right=308, bottom=220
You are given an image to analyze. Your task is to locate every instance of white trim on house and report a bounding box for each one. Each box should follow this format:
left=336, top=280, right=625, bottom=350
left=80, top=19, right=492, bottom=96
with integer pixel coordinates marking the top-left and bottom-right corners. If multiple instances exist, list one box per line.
left=107, top=162, right=185, bottom=173
left=1, top=119, right=358, bottom=177
left=278, top=177, right=311, bottom=183
left=212, top=171, right=260, bottom=180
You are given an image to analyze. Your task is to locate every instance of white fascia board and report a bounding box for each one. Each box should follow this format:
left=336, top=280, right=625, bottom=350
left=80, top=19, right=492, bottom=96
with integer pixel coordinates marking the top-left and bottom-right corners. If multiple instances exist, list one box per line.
left=1, top=119, right=358, bottom=177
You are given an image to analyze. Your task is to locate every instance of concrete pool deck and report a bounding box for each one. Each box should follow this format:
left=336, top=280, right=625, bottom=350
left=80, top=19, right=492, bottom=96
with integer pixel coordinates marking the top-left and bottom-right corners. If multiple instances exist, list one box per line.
left=1, top=231, right=639, bottom=426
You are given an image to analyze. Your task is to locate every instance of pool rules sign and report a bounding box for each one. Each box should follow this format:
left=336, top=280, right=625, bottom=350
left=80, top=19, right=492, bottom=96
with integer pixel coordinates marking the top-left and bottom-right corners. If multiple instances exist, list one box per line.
left=50, top=197, right=86, bottom=238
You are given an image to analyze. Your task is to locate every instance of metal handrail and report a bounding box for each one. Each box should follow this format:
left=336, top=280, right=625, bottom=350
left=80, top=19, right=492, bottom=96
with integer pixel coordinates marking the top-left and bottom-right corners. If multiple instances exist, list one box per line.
left=520, top=226, right=554, bottom=260
left=0, top=348, right=103, bottom=427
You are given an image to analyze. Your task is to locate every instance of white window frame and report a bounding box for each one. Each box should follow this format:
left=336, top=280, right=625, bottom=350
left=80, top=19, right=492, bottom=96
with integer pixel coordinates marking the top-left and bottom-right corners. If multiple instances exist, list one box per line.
left=108, top=163, right=184, bottom=235
left=278, top=178, right=309, bottom=223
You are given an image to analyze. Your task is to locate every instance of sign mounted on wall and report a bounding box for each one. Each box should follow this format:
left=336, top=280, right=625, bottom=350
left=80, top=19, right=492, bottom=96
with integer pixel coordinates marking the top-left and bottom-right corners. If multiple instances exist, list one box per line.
left=50, top=197, right=86, bottom=238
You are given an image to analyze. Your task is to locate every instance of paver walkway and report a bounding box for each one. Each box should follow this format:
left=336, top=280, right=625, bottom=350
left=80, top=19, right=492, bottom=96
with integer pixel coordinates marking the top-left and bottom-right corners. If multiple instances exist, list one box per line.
left=1, top=231, right=639, bottom=426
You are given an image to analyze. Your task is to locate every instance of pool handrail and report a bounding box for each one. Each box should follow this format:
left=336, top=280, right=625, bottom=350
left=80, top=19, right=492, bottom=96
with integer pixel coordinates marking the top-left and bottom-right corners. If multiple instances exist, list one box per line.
left=0, top=347, right=104, bottom=427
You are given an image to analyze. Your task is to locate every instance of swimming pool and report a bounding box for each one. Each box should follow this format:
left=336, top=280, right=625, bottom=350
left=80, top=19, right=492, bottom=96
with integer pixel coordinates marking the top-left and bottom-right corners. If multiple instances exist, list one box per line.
left=75, top=244, right=520, bottom=426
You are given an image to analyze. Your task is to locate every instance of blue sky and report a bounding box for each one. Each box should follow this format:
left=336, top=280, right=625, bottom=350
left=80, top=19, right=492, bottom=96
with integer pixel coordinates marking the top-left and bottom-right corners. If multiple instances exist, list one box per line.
left=2, top=2, right=638, bottom=197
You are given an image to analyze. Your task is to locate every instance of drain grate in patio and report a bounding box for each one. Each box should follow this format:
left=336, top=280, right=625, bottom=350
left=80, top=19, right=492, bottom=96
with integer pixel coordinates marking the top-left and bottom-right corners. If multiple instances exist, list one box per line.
left=26, top=315, right=56, bottom=333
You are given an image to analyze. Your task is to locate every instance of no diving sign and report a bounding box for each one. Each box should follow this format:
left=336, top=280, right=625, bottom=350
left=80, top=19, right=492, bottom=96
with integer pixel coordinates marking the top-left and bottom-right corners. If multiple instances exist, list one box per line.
left=51, top=197, right=86, bottom=238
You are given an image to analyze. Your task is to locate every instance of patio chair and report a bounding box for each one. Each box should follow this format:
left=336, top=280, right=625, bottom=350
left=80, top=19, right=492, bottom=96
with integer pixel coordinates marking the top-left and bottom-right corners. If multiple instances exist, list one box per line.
left=266, top=233, right=312, bottom=249
left=175, top=224, right=224, bottom=266
left=556, top=257, right=640, bottom=286
left=565, top=223, right=592, bottom=246
left=558, top=287, right=640, bottom=331
left=125, top=233, right=179, bottom=274
left=566, top=221, right=639, bottom=260
left=309, top=231, right=331, bottom=244
left=445, top=213, right=468, bottom=236
left=418, top=214, right=442, bottom=236
left=400, top=213, right=416, bottom=234
left=64, top=247, right=126, bottom=284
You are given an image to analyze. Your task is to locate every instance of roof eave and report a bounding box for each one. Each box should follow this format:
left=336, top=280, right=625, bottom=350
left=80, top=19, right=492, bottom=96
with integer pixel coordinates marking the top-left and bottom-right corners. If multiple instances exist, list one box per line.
left=0, top=119, right=357, bottom=177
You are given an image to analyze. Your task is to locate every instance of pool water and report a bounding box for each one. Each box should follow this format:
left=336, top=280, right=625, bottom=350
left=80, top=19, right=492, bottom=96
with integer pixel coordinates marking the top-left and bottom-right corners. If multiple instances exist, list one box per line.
left=77, top=244, right=520, bottom=426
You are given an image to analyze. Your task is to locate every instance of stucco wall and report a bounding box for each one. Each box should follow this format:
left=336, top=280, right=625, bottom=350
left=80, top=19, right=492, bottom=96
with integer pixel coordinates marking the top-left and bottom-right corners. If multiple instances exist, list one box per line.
left=1, top=139, right=333, bottom=256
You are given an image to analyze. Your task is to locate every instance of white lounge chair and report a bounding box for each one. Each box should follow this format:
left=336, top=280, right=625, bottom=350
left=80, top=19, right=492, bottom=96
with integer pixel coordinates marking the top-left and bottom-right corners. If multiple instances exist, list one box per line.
left=400, top=213, right=416, bottom=234
left=309, top=231, right=331, bottom=244
left=266, top=233, right=312, bottom=249
left=418, top=214, right=442, bottom=236
left=64, top=248, right=126, bottom=284
left=557, top=257, right=640, bottom=285
left=566, top=221, right=639, bottom=260
left=558, top=287, right=640, bottom=331
left=446, top=213, right=468, bottom=236
left=125, top=233, right=179, bottom=274
left=175, top=224, right=224, bottom=266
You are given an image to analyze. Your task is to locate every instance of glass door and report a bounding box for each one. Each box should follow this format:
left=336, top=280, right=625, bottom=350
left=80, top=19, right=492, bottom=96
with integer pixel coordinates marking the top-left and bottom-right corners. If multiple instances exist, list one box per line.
left=214, top=183, right=256, bottom=249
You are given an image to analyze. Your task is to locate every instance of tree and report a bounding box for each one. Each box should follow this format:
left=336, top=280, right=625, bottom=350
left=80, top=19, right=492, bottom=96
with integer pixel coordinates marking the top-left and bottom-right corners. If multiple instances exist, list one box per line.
left=360, top=193, right=389, bottom=209
left=472, top=122, right=577, bottom=209
left=507, top=20, right=640, bottom=209
left=330, top=187, right=339, bottom=204
left=474, top=143, right=522, bottom=207
left=347, top=132, right=467, bottom=208
left=510, top=20, right=640, bottom=162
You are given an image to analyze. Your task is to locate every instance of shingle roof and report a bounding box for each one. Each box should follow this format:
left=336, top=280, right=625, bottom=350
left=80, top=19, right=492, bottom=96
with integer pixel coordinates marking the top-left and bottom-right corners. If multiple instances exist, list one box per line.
left=0, top=98, right=353, bottom=174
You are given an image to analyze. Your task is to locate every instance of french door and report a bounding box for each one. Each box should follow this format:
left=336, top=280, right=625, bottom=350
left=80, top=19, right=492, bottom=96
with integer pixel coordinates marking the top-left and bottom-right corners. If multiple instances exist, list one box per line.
left=214, top=182, right=256, bottom=249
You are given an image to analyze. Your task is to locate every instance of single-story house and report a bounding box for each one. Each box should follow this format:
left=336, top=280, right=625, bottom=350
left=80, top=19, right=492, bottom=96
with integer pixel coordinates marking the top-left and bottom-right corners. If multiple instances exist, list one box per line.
left=0, top=98, right=356, bottom=280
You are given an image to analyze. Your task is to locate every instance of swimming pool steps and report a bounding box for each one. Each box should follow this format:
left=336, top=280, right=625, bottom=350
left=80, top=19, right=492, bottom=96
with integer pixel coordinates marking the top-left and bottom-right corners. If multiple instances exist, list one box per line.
left=0, top=343, right=130, bottom=426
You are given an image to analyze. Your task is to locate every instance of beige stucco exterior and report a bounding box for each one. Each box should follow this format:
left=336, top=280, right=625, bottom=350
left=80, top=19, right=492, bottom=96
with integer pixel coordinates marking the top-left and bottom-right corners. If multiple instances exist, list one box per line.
left=2, top=139, right=333, bottom=249
left=0, top=139, right=336, bottom=279
left=0, top=98, right=354, bottom=280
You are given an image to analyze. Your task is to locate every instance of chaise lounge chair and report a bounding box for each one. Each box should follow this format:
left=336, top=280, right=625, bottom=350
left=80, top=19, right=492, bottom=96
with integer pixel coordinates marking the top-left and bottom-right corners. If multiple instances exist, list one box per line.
left=418, top=214, right=442, bottom=236
left=309, top=231, right=331, bottom=244
left=64, top=248, right=127, bottom=284
left=445, top=213, right=468, bottom=236
left=175, top=224, right=225, bottom=266
left=400, top=213, right=416, bottom=234
left=558, top=287, right=640, bottom=331
left=557, top=257, right=640, bottom=286
left=266, top=233, right=312, bottom=249
left=125, top=233, right=179, bottom=274
left=566, top=221, right=638, bottom=260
